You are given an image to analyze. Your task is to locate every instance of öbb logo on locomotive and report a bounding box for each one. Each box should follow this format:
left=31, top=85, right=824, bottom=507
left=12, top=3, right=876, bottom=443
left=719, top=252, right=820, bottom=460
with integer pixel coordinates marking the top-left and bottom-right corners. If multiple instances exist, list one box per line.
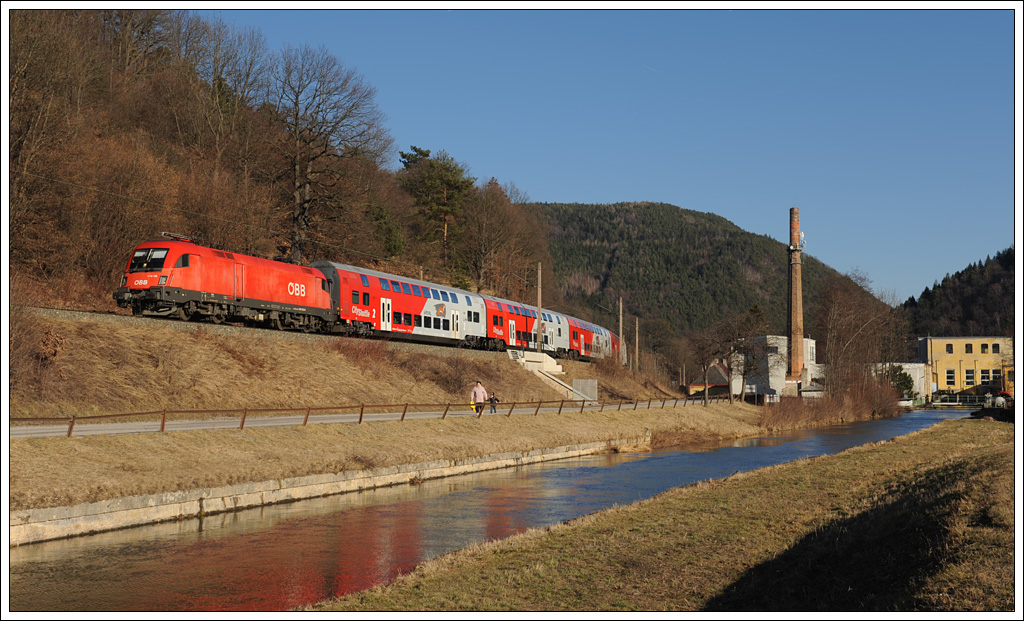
left=112, top=233, right=618, bottom=361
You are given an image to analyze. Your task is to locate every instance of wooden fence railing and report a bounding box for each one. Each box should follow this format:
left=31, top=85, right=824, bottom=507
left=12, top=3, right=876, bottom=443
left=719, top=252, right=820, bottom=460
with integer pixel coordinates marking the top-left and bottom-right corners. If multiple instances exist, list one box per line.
left=10, top=395, right=734, bottom=437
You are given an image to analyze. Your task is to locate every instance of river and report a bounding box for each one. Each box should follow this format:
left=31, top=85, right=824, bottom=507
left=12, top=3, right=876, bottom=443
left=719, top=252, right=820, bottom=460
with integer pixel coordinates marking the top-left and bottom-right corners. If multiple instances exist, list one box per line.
left=7, top=408, right=969, bottom=611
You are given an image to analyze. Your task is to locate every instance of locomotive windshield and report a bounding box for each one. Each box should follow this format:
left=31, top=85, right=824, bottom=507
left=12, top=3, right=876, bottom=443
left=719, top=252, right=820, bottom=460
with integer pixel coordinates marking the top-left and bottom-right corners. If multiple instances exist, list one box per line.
left=128, top=248, right=169, bottom=272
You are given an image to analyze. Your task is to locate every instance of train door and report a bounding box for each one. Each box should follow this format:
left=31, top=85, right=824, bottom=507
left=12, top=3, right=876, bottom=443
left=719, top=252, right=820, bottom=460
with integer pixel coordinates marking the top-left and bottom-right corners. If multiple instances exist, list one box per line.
left=381, top=298, right=392, bottom=331
left=233, top=264, right=244, bottom=300
left=451, top=310, right=461, bottom=339
left=509, top=319, right=516, bottom=347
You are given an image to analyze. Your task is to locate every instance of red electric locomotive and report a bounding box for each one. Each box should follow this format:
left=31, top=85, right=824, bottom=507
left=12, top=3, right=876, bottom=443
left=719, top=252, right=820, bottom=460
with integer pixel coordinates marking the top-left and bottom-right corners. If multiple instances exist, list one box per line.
left=113, top=234, right=334, bottom=331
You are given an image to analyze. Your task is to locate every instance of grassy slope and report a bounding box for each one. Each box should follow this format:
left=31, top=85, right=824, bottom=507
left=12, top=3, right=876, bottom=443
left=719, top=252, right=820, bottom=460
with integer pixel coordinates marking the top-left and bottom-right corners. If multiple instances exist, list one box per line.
left=311, top=418, right=1015, bottom=612
left=9, top=311, right=679, bottom=419
left=10, top=310, right=760, bottom=510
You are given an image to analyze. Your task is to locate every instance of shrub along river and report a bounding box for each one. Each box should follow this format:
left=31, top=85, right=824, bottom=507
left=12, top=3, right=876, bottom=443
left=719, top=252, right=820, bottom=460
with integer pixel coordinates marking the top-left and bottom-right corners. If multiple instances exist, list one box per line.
left=8, top=408, right=969, bottom=611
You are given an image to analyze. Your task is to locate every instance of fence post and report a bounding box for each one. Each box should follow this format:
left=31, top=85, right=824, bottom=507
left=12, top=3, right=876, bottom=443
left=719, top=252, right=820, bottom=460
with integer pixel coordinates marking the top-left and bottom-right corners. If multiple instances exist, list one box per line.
left=580, top=400, right=585, bottom=413
left=358, top=404, right=365, bottom=424
left=557, top=400, right=564, bottom=415
left=618, top=400, right=623, bottom=411
left=648, top=399, right=653, bottom=409
left=442, top=404, right=450, bottom=420
left=534, top=401, right=541, bottom=416
left=401, top=404, right=408, bottom=422
left=161, top=410, right=167, bottom=433
left=303, top=407, right=310, bottom=426
left=240, top=408, right=247, bottom=430
left=507, top=402, right=515, bottom=417
left=634, top=399, right=639, bottom=410
left=600, top=401, right=606, bottom=412
left=67, top=416, right=76, bottom=438
left=477, top=403, right=483, bottom=418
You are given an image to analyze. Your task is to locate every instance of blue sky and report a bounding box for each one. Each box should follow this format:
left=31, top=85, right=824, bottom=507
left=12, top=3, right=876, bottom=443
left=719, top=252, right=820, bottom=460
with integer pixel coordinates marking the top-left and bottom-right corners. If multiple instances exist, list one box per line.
left=203, top=7, right=1020, bottom=303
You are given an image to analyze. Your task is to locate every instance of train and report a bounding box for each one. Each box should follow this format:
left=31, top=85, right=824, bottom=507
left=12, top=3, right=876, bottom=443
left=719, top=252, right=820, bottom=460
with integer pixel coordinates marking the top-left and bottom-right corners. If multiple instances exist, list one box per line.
left=113, top=233, right=620, bottom=362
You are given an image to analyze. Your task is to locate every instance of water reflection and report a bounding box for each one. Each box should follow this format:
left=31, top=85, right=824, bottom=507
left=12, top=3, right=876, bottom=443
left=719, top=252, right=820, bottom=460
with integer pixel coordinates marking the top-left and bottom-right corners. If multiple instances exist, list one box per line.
left=8, top=409, right=967, bottom=611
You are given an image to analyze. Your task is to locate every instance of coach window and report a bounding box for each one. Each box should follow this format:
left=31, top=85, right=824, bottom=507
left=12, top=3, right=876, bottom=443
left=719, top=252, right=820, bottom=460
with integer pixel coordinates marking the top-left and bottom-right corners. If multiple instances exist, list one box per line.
left=465, top=295, right=472, bottom=305
left=431, top=289, right=440, bottom=300
left=440, top=291, right=450, bottom=302
left=390, top=280, right=401, bottom=293
left=401, top=283, right=412, bottom=295
left=352, top=291, right=360, bottom=304
left=403, top=313, right=412, bottom=325
left=414, top=315, right=422, bottom=327
left=393, top=311, right=401, bottom=324
left=362, top=292, right=370, bottom=306
left=379, top=279, right=390, bottom=291
left=434, top=317, right=441, bottom=330
left=412, top=285, right=422, bottom=296
left=360, top=275, right=370, bottom=287
left=443, top=319, right=450, bottom=331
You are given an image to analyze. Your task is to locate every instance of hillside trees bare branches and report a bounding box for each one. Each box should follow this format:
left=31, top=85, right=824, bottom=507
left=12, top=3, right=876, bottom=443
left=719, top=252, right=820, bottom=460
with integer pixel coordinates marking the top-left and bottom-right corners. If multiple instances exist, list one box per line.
left=264, top=44, right=393, bottom=262
left=816, top=272, right=907, bottom=400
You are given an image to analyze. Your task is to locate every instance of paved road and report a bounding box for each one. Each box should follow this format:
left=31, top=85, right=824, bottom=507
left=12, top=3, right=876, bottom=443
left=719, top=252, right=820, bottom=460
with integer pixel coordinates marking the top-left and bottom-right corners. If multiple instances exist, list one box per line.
left=8, top=400, right=693, bottom=439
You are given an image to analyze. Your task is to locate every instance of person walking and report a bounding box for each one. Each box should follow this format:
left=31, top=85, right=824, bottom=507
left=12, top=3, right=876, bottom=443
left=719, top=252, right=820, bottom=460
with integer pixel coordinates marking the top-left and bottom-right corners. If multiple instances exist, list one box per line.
left=471, top=381, right=488, bottom=415
left=488, top=392, right=500, bottom=414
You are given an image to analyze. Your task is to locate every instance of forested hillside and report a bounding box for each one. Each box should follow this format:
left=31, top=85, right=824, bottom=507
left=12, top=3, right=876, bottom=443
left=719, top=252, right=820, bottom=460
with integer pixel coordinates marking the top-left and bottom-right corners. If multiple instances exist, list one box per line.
left=542, top=202, right=841, bottom=339
left=10, top=9, right=886, bottom=379
left=902, top=248, right=1014, bottom=337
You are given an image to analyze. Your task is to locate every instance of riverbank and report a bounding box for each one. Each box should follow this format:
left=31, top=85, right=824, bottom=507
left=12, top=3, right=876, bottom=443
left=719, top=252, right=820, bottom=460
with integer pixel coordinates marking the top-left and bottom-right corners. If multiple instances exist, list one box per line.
left=8, top=402, right=761, bottom=513
left=310, top=417, right=1016, bottom=612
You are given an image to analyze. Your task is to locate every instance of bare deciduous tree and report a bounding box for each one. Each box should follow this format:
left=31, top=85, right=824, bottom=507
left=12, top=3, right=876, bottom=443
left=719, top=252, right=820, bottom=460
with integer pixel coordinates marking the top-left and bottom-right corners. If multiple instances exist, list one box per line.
left=265, top=44, right=392, bottom=261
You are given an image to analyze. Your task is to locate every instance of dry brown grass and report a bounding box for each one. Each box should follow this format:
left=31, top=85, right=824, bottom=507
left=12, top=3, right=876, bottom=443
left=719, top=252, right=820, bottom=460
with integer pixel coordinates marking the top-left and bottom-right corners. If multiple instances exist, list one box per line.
left=311, top=418, right=1015, bottom=612
left=759, top=382, right=901, bottom=431
left=8, top=401, right=762, bottom=511
left=7, top=313, right=573, bottom=419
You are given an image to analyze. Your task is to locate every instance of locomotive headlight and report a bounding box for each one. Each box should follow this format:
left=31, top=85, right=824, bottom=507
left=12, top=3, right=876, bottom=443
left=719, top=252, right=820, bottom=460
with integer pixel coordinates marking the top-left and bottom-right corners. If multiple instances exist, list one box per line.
left=158, top=276, right=167, bottom=285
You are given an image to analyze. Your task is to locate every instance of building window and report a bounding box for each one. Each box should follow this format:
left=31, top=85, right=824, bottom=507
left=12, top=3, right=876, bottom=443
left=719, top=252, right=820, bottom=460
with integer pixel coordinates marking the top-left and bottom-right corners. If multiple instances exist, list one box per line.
left=965, top=369, right=975, bottom=386
left=981, top=343, right=988, bottom=354
left=945, top=369, right=955, bottom=386
left=945, top=343, right=953, bottom=354
left=993, top=344, right=1000, bottom=354
left=768, top=345, right=779, bottom=355
left=993, top=368, right=1002, bottom=384
left=981, top=369, right=991, bottom=384
left=965, top=344, right=973, bottom=354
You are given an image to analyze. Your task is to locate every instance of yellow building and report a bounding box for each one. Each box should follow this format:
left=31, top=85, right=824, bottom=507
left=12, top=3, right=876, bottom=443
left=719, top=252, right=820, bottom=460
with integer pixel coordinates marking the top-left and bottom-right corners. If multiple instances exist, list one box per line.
left=918, top=336, right=1014, bottom=396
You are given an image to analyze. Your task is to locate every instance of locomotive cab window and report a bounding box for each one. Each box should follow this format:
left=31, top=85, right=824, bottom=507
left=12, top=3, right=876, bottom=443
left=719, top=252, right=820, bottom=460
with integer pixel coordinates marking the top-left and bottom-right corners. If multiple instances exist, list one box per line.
left=129, top=248, right=168, bottom=272
left=173, top=254, right=190, bottom=268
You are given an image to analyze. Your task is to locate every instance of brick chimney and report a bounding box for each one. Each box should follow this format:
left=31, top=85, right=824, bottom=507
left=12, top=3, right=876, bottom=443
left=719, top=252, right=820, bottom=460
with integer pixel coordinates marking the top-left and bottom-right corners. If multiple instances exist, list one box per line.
left=787, top=207, right=804, bottom=381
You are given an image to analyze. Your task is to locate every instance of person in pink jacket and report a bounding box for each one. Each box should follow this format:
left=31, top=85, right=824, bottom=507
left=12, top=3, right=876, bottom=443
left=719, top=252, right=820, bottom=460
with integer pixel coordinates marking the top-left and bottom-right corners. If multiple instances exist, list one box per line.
left=471, top=381, right=488, bottom=414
